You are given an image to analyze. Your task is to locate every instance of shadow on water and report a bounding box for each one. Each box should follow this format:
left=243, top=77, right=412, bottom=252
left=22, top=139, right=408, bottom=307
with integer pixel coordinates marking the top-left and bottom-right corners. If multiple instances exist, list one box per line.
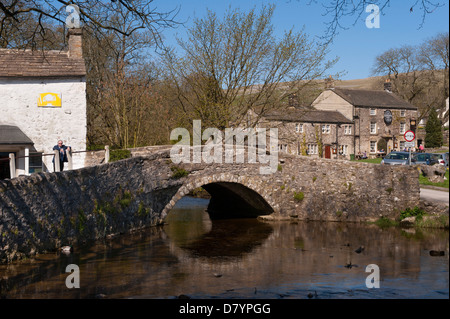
left=0, top=196, right=448, bottom=299
left=175, top=218, right=273, bottom=259
left=163, top=197, right=274, bottom=260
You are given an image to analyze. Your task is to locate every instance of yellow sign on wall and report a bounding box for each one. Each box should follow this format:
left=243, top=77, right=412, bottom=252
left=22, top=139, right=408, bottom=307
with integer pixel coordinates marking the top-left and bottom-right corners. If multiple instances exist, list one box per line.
left=38, top=93, right=62, bottom=107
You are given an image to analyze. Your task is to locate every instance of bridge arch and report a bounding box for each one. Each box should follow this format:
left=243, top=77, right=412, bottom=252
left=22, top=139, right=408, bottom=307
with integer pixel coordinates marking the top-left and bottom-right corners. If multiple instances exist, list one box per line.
left=160, top=173, right=277, bottom=221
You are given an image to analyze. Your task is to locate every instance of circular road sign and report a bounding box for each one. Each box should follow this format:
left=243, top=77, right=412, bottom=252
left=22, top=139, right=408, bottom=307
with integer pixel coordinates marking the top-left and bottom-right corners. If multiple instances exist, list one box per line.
left=404, top=130, right=415, bottom=142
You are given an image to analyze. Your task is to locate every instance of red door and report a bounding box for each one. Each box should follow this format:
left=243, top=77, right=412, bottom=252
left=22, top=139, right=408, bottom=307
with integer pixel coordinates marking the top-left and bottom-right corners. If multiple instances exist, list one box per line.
left=325, top=145, right=331, bottom=159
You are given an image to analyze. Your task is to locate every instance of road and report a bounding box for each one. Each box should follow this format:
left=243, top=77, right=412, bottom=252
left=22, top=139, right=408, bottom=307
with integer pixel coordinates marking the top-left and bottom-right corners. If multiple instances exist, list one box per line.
left=420, top=187, right=449, bottom=206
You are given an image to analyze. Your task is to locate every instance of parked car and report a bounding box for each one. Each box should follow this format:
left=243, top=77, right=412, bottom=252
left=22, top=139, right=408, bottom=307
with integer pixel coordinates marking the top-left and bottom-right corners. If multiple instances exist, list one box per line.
left=432, top=153, right=449, bottom=167
left=381, top=151, right=413, bottom=165
left=412, top=153, right=439, bottom=165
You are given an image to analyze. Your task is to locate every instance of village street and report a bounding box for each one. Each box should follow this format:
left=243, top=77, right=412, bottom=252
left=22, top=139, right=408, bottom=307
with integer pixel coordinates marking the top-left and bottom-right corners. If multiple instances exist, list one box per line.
left=420, top=187, right=449, bottom=206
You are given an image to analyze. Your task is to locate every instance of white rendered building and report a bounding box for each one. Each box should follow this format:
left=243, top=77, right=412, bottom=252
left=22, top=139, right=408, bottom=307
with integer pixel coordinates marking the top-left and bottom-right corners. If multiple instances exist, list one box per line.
left=0, top=28, right=87, bottom=178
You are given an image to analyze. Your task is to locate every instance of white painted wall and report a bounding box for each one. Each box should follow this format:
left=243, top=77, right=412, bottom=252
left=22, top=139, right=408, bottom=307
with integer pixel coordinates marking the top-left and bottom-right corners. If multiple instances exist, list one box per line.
left=0, top=77, right=87, bottom=172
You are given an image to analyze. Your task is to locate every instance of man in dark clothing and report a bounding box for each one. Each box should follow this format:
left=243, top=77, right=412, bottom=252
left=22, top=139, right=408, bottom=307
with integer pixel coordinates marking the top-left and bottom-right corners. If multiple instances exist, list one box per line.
left=53, top=140, right=71, bottom=171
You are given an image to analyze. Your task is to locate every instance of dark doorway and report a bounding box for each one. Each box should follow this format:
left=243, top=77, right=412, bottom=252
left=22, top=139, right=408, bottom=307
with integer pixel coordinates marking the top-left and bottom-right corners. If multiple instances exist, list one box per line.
left=0, top=152, right=12, bottom=179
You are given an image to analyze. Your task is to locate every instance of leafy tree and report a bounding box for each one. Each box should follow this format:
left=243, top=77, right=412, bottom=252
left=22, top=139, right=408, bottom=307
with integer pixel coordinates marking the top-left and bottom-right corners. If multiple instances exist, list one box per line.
left=425, top=107, right=443, bottom=148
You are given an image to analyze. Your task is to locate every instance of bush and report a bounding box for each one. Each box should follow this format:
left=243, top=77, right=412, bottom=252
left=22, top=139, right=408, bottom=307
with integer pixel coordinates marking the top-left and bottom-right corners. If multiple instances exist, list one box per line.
left=171, top=166, right=189, bottom=179
left=110, top=149, right=131, bottom=162
left=400, top=206, right=425, bottom=221
left=293, top=191, right=304, bottom=202
left=375, top=217, right=398, bottom=228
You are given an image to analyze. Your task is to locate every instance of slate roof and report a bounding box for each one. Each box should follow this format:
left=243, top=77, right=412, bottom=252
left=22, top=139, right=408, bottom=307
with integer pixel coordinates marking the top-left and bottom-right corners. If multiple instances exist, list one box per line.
left=331, top=88, right=417, bottom=110
left=0, top=125, right=34, bottom=145
left=0, top=48, right=86, bottom=78
left=264, top=108, right=353, bottom=124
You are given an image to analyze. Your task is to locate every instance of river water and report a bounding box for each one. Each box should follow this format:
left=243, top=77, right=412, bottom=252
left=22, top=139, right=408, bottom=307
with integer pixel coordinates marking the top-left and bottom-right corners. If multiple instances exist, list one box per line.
left=0, top=197, right=448, bottom=299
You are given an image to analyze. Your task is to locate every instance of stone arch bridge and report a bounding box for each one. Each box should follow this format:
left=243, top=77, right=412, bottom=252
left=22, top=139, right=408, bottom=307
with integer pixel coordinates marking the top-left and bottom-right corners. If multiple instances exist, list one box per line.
left=0, top=146, right=419, bottom=263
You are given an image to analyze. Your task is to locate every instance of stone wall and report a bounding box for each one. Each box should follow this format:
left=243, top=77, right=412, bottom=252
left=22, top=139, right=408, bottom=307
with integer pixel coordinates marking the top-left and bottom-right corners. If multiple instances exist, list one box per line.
left=0, top=148, right=420, bottom=264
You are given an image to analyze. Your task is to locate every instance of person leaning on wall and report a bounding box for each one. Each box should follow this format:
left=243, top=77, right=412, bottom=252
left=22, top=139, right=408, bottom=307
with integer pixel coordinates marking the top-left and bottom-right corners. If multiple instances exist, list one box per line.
left=52, top=140, right=71, bottom=172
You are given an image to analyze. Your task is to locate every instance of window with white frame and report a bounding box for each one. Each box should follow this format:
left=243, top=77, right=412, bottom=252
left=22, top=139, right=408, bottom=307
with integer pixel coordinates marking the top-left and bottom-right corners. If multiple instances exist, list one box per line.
left=400, top=122, right=406, bottom=134
left=339, top=145, right=348, bottom=155
left=370, top=141, right=376, bottom=153
left=321, top=124, right=330, bottom=134
left=307, top=144, right=318, bottom=155
left=399, top=141, right=405, bottom=150
left=370, top=108, right=376, bottom=115
left=344, top=125, right=352, bottom=135
left=295, top=123, right=303, bottom=133
left=370, top=122, right=377, bottom=134
left=400, top=109, right=406, bottom=117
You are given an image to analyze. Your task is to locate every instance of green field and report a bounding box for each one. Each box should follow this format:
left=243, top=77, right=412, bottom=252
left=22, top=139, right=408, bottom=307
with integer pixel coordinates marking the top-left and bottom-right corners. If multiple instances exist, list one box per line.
left=419, top=169, right=449, bottom=189
left=354, top=158, right=383, bottom=164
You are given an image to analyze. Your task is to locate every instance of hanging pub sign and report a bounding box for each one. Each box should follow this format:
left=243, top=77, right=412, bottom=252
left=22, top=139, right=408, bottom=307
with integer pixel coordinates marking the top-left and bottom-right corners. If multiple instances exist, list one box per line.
left=384, top=110, right=392, bottom=125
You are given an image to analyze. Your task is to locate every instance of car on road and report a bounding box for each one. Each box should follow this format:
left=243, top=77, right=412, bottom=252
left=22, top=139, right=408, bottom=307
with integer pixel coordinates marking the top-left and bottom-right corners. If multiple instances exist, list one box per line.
left=381, top=151, right=414, bottom=165
left=432, top=153, right=449, bottom=167
left=412, top=153, right=439, bottom=165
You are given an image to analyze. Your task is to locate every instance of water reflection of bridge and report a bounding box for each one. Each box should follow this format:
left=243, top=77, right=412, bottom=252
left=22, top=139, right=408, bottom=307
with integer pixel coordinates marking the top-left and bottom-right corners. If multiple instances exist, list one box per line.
left=1, top=200, right=447, bottom=298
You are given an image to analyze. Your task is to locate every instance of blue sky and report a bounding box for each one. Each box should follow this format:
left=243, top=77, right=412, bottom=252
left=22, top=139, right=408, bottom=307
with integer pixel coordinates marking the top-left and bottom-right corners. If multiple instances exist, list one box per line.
left=155, top=0, right=449, bottom=80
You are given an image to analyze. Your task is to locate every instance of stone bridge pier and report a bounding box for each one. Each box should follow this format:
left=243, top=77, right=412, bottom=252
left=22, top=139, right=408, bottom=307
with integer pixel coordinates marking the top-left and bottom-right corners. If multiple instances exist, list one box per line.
left=0, top=147, right=420, bottom=263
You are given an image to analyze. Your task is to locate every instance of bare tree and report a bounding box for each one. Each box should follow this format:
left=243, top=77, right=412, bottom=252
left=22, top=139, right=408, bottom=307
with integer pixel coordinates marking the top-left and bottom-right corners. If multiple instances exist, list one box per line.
left=372, top=32, right=449, bottom=124
left=84, top=10, right=172, bottom=148
left=162, top=4, right=338, bottom=131
left=0, top=0, right=180, bottom=51
left=300, top=0, right=444, bottom=42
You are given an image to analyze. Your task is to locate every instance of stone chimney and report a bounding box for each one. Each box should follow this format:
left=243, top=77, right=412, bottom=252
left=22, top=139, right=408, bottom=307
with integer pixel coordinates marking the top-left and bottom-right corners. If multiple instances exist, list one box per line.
left=384, top=78, right=392, bottom=92
left=324, top=75, right=334, bottom=89
left=67, top=28, right=83, bottom=59
left=288, top=93, right=299, bottom=108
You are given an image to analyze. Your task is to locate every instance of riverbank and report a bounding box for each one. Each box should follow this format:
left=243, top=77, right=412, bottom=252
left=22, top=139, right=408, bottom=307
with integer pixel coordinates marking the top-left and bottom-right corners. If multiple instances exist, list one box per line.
left=259, top=198, right=449, bottom=230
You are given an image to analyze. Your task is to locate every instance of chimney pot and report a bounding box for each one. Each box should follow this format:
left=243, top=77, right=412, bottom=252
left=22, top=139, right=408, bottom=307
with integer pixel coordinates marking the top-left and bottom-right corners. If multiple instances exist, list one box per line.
left=384, top=78, right=392, bottom=92
left=325, top=75, right=334, bottom=89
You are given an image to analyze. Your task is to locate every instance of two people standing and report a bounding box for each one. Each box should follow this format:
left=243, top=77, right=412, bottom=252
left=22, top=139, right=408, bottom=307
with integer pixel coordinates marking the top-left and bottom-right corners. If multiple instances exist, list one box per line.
left=53, top=140, right=71, bottom=171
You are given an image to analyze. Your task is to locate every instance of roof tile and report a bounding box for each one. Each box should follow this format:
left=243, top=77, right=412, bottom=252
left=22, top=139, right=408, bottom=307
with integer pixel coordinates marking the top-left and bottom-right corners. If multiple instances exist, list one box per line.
left=0, top=49, right=86, bottom=78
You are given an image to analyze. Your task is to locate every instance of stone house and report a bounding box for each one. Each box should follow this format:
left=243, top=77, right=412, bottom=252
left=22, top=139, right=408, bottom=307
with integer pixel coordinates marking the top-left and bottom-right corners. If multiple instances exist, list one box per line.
left=259, top=108, right=354, bottom=159
left=0, top=28, right=87, bottom=178
left=312, top=83, right=418, bottom=156
left=249, top=80, right=418, bottom=160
